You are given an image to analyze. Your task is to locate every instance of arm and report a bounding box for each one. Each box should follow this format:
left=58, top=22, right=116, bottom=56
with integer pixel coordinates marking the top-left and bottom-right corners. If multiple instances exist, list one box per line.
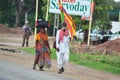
left=56, top=30, right=60, bottom=48
left=56, top=30, right=60, bottom=51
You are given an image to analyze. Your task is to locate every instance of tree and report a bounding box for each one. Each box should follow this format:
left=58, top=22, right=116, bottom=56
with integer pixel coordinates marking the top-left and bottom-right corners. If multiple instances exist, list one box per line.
left=0, top=0, right=44, bottom=27
left=109, top=1, right=120, bottom=21
left=15, top=0, right=37, bottom=27
left=0, top=0, right=16, bottom=27
left=93, top=0, right=113, bottom=29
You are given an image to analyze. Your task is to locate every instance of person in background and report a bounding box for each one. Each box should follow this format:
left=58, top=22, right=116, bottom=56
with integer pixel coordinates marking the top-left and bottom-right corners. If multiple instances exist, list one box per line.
left=33, top=26, right=51, bottom=71
left=55, top=22, right=71, bottom=74
left=22, top=21, right=31, bottom=47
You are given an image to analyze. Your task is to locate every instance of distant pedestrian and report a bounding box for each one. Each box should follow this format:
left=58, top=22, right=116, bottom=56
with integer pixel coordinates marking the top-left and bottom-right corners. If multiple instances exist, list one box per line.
left=22, top=21, right=32, bottom=47
left=55, top=22, right=71, bottom=74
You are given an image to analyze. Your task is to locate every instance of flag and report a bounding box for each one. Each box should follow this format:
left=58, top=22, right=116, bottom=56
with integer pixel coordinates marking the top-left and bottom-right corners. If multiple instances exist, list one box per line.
left=58, top=0, right=76, bottom=39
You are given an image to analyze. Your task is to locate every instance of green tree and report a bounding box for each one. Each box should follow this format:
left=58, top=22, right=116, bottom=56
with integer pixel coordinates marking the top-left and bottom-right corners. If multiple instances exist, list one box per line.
left=0, top=0, right=15, bottom=27
left=0, top=0, right=44, bottom=27
left=92, top=0, right=113, bottom=29
left=109, top=1, right=120, bottom=21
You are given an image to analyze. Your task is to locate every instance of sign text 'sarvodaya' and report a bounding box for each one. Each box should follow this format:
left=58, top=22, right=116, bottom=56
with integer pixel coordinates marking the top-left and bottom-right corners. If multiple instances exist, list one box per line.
left=49, top=0, right=91, bottom=16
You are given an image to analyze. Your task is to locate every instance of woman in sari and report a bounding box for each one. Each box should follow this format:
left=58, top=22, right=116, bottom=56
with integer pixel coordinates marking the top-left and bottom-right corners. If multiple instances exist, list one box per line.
left=33, top=27, right=51, bottom=71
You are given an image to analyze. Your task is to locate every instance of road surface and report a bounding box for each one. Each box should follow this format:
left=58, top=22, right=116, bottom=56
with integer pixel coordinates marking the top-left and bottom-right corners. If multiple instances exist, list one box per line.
left=0, top=60, right=72, bottom=80
left=0, top=33, right=120, bottom=80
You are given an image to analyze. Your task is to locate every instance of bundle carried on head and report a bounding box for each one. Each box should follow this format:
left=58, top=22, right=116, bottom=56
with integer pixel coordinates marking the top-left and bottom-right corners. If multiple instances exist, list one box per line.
left=36, top=19, right=50, bottom=28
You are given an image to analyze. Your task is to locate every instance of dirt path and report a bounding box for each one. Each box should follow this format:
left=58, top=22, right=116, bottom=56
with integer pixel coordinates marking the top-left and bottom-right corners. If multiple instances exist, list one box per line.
left=0, top=33, right=120, bottom=80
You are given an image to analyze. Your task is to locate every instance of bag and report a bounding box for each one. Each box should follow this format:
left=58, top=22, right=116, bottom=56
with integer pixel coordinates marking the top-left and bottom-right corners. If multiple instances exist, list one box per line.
left=37, top=20, right=50, bottom=28
left=53, top=40, right=56, bottom=49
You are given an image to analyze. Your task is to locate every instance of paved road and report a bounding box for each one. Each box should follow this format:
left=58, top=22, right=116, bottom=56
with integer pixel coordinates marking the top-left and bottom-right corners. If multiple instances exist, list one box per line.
left=0, top=60, right=72, bottom=80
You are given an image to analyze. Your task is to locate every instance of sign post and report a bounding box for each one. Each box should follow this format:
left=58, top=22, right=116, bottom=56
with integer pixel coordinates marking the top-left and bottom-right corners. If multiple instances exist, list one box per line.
left=87, top=0, right=94, bottom=46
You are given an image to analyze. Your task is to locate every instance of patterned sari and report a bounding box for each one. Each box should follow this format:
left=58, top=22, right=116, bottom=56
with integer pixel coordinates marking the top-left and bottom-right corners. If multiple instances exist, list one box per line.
left=35, top=32, right=51, bottom=68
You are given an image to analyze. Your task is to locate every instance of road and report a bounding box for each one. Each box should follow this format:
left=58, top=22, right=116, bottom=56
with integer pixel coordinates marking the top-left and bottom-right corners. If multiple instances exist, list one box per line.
left=0, top=60, right=72, bottom=80
left=0, top=33, right=120, bottom=80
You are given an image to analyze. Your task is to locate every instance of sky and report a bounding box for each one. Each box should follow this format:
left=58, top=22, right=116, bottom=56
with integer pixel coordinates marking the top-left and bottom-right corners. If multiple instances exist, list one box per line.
left=114, top=0, right=120, bottom=2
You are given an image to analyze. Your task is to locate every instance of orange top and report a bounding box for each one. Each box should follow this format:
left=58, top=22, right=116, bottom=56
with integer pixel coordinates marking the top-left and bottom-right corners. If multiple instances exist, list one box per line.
left=36, top=32, right=49, bottom=49
left=36, top=32, right=48, bottom=42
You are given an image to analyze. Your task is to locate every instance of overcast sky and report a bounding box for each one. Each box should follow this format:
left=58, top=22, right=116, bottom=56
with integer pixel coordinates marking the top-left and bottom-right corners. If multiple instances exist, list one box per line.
left=114, top=0, right=120, bottom=2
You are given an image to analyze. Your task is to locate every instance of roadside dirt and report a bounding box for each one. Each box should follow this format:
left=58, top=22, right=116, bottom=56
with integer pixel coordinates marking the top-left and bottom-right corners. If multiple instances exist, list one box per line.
left=0, top=24, right=120, bottom=80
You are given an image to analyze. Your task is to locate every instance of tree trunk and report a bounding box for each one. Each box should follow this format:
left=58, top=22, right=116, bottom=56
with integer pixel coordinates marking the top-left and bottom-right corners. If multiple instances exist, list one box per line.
left=15, top=13, right=21, bottom=27
left=84, top=29, right=88, bottom=44
left=15, top=1, right=25, bottom=27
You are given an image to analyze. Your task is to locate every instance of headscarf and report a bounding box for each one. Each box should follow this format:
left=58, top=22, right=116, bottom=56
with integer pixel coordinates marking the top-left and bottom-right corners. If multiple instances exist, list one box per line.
left=59, top=22, right=69, bottom=42
left=59, top=29, right=69, bottom=42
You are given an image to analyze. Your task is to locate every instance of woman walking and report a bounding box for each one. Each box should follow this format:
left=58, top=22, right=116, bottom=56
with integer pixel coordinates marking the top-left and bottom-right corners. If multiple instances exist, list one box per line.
left=33, top=26, right=51, bottom=71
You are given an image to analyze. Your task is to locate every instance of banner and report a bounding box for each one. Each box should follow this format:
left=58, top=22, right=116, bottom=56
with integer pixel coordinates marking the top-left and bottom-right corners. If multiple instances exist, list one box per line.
left=49, top=0, right=91, bottom=16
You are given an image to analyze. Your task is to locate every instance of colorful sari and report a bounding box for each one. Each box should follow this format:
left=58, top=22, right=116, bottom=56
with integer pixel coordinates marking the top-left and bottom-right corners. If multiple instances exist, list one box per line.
left=35, top=32, right=51, bottom=68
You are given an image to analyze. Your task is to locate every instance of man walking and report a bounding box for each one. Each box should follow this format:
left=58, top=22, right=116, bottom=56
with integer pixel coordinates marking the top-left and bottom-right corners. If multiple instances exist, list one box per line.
left=55, top=22, right=71, bottom=74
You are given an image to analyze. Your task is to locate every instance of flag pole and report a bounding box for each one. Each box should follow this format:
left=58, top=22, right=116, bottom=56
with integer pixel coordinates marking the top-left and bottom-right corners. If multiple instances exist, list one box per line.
left=34, top=0, right=38, bottom=45
left=45, top=0, right=50, bottom=34
left=87, top=0, right=93, bottom=46
left=45, top=0, right=49, bottom=21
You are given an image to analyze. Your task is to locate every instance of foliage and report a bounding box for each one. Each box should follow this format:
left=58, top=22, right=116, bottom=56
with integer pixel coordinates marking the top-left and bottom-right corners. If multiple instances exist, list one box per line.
left=109, top=1, right=120, bottom=21
left=92, top=0, right=113, bottom=29
left=0, top=0, right=119, bottom=31
left=0, top=0, right=16, bottom=27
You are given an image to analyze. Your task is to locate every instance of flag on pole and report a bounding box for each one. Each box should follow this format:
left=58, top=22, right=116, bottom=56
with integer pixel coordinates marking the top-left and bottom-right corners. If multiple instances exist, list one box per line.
left=58, top=0, right=76, bottom=39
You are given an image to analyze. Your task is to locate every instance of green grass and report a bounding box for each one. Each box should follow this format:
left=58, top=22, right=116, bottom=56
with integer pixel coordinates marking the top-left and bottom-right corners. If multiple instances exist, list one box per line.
left=18, top=47, right=120, bottom=74
left=19, top=47, right=35, bottom=55
left=69, top=50, right=120, bottom=74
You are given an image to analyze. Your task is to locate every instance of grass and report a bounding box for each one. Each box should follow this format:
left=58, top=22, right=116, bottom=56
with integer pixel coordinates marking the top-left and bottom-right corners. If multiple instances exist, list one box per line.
left=18, top=47, right=120, bottom=74
left=69, top=48, right=120, bottom=74
left=19, top=47, right=35, bottom=55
